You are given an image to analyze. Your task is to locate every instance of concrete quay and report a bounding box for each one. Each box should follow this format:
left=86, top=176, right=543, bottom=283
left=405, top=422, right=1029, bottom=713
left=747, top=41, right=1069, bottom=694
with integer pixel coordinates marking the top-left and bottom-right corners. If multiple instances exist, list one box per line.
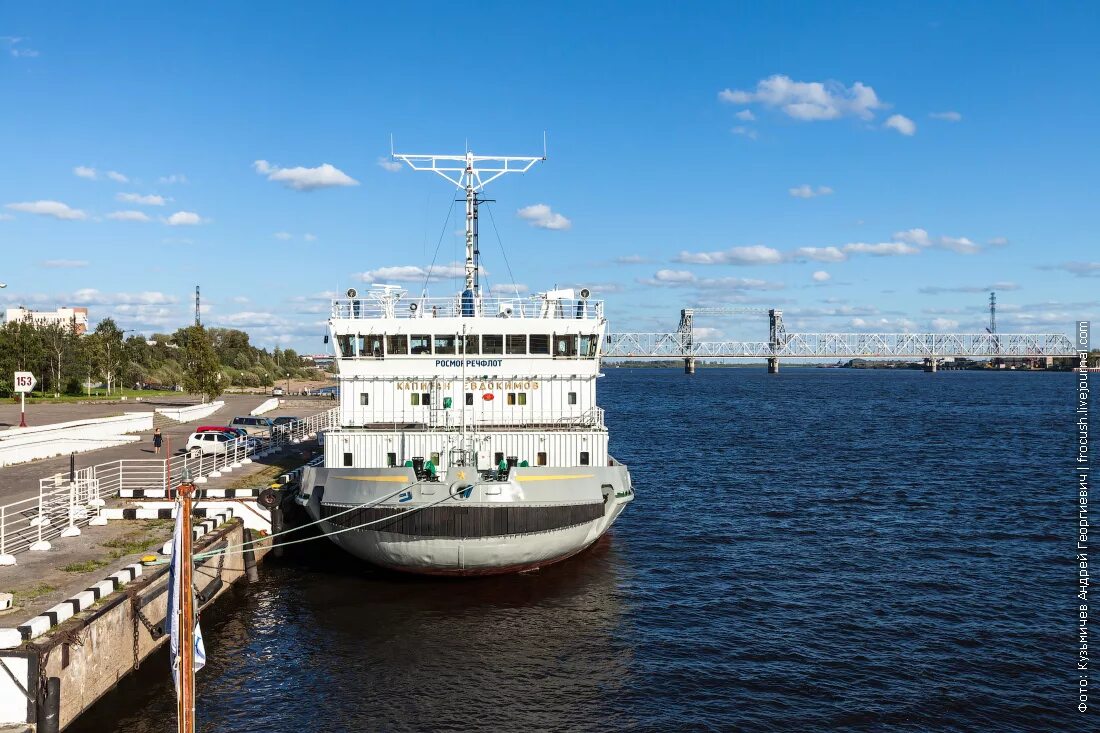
left=0, top=429, right=324, bottom=731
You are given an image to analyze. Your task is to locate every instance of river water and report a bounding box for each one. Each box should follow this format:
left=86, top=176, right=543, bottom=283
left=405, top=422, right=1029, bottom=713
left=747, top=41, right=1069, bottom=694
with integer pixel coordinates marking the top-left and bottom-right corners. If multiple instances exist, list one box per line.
left=71, top=368, right=1079, bottom=732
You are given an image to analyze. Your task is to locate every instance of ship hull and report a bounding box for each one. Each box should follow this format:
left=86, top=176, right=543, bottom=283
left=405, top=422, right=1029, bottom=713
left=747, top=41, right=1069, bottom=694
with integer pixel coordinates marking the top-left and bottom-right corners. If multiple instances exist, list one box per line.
left=297, top=463, right=633, bottom=576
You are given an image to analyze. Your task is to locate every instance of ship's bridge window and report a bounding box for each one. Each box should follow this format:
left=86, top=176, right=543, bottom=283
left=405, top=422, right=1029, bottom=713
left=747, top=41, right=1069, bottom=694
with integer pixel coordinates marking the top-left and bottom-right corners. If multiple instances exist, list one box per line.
left=387, top=334, right=408, bottom=355
left=568, top=391, right=578, bottom=405
left=462, top=334, right=479, bottom=354
left=579, top=335, right=598, bottom=358
left=359, top=393, right=369, bottom=405
left=529, top=334, right=550, bottom=354
left=554, top=334, right=578, bottom=357
left=434, top=335, right=456, bottom=354
left=336, top=335, right=353, bottom=358
left=465, top=392, right=473, bottom=405
left=410, top=334, right=431, bottom=355
left=580, top=451, right=590, bottom=466
left=410, top=393, right=420, bottom=406
left=483, top=335, right=504, bottom=354
left=364, top=335, right=384, bottom=357
left=506, top=335, right=527, bottom=354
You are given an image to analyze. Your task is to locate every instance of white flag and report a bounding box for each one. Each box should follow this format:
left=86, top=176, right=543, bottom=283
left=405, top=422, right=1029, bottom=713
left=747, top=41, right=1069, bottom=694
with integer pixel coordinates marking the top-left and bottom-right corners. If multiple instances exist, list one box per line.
left=166, top=502, right=206, bottom=693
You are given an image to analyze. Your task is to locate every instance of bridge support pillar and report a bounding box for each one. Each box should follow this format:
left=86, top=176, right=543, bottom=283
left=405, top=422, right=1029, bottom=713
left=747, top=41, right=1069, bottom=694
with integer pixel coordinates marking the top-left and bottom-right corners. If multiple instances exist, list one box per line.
left=924, top=358, right=938, bottom=373
left=684, top=357, right=696, bottom=375
left=767, top=357, right=780, bottom=374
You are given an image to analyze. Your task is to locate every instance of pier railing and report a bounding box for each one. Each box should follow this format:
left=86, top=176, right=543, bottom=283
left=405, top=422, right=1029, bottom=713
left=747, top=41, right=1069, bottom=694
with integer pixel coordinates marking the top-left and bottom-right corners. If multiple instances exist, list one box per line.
left=0, top=408, right=339, bottom=564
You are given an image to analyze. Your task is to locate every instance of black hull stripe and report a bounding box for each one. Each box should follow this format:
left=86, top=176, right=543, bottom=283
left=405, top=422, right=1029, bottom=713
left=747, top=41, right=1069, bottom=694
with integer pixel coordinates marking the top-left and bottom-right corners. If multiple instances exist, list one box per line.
left=320, top=502, right=605, bottom=539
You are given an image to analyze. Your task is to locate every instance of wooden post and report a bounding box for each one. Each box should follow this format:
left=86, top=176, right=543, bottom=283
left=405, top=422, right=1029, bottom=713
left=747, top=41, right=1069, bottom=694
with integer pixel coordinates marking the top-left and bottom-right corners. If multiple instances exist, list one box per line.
left=177, top=476, right=196, bottom=733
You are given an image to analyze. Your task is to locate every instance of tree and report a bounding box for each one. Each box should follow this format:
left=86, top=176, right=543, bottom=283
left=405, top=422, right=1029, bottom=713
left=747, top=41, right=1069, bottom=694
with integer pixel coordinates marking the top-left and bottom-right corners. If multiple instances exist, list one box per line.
left=89, top=318, right=125, bottom=395
left=42, top=320, right=78, bottom=397
left=180, top=325, right=223, bottom=402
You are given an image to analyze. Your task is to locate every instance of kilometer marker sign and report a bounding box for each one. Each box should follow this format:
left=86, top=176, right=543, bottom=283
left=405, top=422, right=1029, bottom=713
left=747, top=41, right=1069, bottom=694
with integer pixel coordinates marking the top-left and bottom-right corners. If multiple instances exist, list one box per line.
left=13, top=372, right=37, bottom=393
left=13, top=371, right=35, bottom=427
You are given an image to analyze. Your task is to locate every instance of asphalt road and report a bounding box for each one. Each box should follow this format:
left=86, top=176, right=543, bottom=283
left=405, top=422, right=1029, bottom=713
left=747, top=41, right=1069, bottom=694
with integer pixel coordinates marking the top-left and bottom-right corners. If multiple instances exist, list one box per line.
left=0, top=395, right=332, bottom=505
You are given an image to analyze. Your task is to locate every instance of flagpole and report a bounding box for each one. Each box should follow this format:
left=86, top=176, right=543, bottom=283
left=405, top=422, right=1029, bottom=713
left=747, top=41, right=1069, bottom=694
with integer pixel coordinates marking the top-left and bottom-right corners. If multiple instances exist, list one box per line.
left=177, top=472, right=196, bottom=733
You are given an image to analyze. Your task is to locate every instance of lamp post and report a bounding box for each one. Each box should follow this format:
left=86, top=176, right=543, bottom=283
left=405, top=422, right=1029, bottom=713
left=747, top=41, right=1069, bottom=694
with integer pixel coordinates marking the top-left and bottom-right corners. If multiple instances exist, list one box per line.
left=285, top=372, right=290, bottom=396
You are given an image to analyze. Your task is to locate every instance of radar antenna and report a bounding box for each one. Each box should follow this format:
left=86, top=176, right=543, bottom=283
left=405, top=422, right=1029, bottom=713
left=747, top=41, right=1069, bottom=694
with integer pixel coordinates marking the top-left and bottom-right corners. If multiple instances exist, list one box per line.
left=391, top=147, right=545, bottom=298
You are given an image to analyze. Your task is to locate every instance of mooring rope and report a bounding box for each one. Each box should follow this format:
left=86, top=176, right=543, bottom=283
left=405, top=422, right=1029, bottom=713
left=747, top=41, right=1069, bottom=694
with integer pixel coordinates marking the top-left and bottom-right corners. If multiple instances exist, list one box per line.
left=145, top=481, right=478, bottom=566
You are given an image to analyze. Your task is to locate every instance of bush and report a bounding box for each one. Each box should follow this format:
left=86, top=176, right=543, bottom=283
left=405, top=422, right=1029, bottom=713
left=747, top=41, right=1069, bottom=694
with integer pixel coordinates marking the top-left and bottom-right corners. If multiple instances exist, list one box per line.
left=65, top=377, right=83, bottom=395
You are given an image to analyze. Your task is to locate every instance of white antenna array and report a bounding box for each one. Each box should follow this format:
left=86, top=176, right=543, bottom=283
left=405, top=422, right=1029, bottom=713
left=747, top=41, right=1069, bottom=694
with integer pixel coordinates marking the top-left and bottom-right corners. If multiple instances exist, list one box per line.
left=392, top=145, right=545, bottom=293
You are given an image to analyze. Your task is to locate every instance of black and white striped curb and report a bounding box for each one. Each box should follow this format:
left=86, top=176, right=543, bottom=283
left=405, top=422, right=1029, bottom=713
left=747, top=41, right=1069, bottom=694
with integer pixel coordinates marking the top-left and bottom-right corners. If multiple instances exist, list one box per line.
left=0, top=564, right=143, bottom=649
left=101, top=507, right=235, bottom=524
left=119, top=487, right=263, bottom=499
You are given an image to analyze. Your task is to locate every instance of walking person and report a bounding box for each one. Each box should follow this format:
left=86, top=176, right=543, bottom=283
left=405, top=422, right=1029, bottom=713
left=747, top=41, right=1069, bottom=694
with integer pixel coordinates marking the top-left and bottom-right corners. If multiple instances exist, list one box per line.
left=153, top=427, right=163, bottom=455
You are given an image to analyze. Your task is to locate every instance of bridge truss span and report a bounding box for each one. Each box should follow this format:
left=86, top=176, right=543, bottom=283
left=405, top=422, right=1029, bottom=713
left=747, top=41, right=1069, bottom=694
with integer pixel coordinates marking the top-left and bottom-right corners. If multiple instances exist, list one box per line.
left=604, top=331, right=1076, bottom=359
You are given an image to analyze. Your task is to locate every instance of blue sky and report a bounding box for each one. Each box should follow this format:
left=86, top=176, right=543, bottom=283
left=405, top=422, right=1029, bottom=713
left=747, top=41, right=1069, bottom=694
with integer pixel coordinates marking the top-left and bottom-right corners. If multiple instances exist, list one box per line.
left=1, top=2, right=1097, bottom=350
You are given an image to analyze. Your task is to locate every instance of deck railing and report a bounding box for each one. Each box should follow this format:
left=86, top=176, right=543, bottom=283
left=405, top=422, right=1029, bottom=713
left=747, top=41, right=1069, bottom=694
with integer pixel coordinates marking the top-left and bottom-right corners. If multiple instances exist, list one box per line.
left=331, top=296, right=603, bottom=320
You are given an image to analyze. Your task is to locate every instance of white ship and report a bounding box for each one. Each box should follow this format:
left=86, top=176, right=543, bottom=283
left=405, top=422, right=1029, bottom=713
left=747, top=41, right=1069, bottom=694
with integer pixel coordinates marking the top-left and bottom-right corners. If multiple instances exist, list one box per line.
left=298, top=148, right=634, bottom=576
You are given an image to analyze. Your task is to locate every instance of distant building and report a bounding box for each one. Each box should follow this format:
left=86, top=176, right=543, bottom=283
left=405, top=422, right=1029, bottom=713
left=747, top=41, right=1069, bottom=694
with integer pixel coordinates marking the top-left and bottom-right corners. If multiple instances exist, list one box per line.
left=302, top=353, right=335, bottom=368
left=1, top=306, right=89, bottom=335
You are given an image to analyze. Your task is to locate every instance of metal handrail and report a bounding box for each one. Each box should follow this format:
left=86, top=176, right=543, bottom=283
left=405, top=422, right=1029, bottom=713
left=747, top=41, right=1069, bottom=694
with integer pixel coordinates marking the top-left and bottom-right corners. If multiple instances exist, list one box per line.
left=331, top=296, right=604, bottom=321
left=0, top=407, right=340, bottom=562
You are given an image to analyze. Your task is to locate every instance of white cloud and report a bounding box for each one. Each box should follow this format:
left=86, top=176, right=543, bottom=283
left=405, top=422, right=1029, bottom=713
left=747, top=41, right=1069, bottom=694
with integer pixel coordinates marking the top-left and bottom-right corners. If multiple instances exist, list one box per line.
left=106, top=210, right=150, bottom=222
left=789, top=184, right=833, bottom=199
left=360, top=263, right=473, bottom=283
left=730, top=126, right=758, bottom=139
left=252, top=159, right=359, bottom=191
left=653, top=269, right=696, bottom=284
left=893, top=228, right=932, bottom=247
left=0, top=213, right=13, bottom=221
left=675, top=245, right=784, bottom=265
left=931, top=317, right=959, bottom=330
left=517, top=203, right=572, bottom=230
left=304, top=233, right=317, bottom=242
left=884, top=114, right=916, bottom=136
left=843, top=242, right=920, bottom=256
left=41, top=259, right=89, bottom=268
left=988, top=237, right=1009, bottom=247
left=720, top=74, right=884, bottom=121
left=3, top=36, right=39, bottom=58
left=377, top=157, right=403, bottom=172
left=166, top=211, right=203, bottom=226
left=734, top=110, right=755, bottom=121
left=70, top=289, right=177, bottom=306
left=642, top=269, right=784, bottom=290
left=938, top=236, right=981, bottom=254
left=116, top=192, right=166, bottom=206
left=74, top=166, right=98, bottom=180
left=794, top=246, right=847, bottom=263
left=930, top=111, right=962, bottom=122
left=849, top=317, right=917, bottom=332
left=274, top=231, right=293, bottom=241
left=614, top=254, right=649, bottom=264
left=5, top=200, right=87, bottom=220
left=106, top=170, right=129, bottom=183
left=158, top=174, right=188, bottom=185
left=812, top=270, right=831, bottom=282
left=1042, top=262, right=1100, bottom=278
left=919, top=282, right=1020, bottom=294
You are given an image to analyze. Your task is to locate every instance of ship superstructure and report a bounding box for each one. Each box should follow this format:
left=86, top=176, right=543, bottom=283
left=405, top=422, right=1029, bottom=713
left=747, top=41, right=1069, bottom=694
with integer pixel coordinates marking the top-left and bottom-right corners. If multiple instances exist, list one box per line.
left=298, top=149, right=633, bottom=575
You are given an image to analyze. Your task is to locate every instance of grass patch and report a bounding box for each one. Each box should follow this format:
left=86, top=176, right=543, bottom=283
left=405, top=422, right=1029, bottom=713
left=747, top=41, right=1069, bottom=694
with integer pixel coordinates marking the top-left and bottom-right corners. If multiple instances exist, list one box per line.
left=61, top=558, right=110, bottom=574
left=12, top=583, right=57, bottom=603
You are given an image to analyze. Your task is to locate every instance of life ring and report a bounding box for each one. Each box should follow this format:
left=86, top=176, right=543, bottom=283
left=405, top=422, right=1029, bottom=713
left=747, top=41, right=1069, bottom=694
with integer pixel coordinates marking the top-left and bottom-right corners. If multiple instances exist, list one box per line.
left=482, top=393, right=494, bottom=401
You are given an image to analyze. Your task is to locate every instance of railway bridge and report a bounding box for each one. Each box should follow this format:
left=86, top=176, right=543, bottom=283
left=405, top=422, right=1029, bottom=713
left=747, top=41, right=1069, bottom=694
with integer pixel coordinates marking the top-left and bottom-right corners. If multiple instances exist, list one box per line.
left=605, top=307, right=1077, bottom=373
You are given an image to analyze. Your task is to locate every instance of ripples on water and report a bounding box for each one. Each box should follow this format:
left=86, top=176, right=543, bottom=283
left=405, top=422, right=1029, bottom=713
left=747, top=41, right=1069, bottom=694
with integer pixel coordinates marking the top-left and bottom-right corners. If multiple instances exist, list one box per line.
left=72, top=369, right=1077, bottom=732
